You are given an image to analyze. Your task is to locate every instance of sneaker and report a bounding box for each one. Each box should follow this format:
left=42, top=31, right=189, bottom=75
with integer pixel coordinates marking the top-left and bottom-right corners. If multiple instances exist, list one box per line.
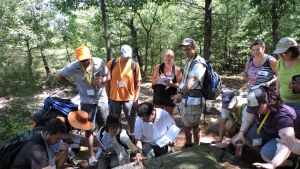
left=88, top=156, right=98, bottom=167
left=183, top=143, right=194, bottom=148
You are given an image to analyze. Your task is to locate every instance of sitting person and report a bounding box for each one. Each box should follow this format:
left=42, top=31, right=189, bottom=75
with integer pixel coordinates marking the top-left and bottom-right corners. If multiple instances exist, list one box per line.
left=95, top=115, right=144, bottom=169
left=11, top=119, right=67, bottom=169
left=232, top=88, right=300, bottom=168
left=214, top=91, right=247, bottom=144
left=135, top=102, right=180, bottom=158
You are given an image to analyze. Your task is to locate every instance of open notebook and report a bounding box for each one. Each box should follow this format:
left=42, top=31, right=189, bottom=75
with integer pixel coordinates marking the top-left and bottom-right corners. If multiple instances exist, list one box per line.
left=155, top=124, right=180, bottom=148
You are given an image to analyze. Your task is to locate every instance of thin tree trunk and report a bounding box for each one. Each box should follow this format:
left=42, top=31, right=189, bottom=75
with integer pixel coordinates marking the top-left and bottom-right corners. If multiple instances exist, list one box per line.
left=203, top=0, right=212, bottom=60
left=65, top=47, right=71, bottom=62
left=40, top=48, right=50, bottom=77
left=100, top=0, right=112, bottom=61
left=25, top=39, right=33, bottom=77
left=271, top=0, right=280, bottom=50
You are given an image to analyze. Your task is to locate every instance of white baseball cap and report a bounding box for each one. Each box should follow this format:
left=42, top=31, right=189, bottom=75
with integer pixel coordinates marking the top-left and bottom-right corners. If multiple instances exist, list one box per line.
left=121, top=45, right=132, bottom=58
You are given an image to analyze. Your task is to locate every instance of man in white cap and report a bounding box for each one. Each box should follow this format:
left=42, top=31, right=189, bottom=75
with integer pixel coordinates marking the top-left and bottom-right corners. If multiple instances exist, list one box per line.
left=172, top=38, right=206, bottom=148
left=107, top=44, right=142, bottom=135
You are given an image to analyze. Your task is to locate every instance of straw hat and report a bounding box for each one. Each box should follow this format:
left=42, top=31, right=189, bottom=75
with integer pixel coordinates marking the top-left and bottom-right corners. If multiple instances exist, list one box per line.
left=68, top=110, right=93, bottom=130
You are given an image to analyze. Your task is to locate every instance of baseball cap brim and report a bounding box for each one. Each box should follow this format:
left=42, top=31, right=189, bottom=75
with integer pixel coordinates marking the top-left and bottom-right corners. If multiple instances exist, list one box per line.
left=273, top=48, right=287, bottom=54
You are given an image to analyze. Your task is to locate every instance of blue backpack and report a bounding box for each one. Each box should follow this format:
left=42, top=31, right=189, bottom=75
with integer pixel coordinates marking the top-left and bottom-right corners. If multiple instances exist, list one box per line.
left=200, top=60, right=222, bottom=100
left=33, top=97, right=78, bottom=126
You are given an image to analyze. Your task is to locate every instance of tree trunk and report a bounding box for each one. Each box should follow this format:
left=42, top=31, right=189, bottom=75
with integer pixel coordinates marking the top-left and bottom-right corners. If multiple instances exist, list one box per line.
left=25, top=39, right=33, bottom=77
left=40, top=48, right=50, bottom=77
left=271, top=0, right=280, bottom=50
left=100, top=0, right=112, bottom=61
left=203, top=0, right=212, bottom=60
left=65, top=46, right=71, bottom=62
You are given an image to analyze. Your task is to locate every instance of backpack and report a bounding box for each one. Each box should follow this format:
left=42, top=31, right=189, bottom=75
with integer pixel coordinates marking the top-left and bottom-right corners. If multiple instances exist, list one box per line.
left=110, top=58, right=138, bottom=87
left=186, top=57, right=222, bottom=100
left=200, top=60, right=222, bottom=100
left=0, top=130, right=33, bottom=169
left=33, top=97, right=78, bottom=126
left=98, top=127, right=134, bottom=150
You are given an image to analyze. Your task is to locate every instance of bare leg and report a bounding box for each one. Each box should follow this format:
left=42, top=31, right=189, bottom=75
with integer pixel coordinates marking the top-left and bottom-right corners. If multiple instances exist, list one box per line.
left=184, top=127, right=192, bottom=145
left=86, top=131, right=94, bottom=157
left=218, top=118, right=226, bottom=142
left=192, top=125, right=201, bottom=145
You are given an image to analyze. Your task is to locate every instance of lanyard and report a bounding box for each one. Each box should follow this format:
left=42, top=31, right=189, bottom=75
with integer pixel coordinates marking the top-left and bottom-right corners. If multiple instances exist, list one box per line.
left=118, top=57, right=123, bottom=76
left=41, top=131, right=53, bottom=163
left=81, top=62, right=93, bottom=85
left=256, top=111, right=270, bottom=134
left=183, top=55, right=196, bottom=82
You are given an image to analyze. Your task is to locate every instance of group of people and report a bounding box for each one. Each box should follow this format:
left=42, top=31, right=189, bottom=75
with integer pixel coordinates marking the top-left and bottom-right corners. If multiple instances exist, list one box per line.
left=213, top=37, right=300, bottom=169
left=10, top=36, right=300, bottom=169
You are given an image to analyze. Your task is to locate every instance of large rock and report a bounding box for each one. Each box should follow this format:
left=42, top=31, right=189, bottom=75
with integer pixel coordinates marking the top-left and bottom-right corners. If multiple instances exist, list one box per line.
left=114, top=145, right=225, bottom=169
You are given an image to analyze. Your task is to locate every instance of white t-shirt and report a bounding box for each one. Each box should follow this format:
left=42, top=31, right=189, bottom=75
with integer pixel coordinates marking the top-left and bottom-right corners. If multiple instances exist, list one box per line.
left=134, top=108, right=176, bottom=145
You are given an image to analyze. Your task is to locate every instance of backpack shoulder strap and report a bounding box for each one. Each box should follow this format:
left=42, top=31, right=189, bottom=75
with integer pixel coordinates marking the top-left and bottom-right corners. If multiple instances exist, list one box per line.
left=116, top=129, right=129, bottom=149
left=110, top=58, right=117, bottom=72
left=159, top=63, right=165, bottom=75
left=263, top=55, right=272, bottom=67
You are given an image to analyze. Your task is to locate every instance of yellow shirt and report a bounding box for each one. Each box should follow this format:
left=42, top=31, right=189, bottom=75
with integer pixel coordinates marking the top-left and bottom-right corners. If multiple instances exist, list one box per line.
left=107, top=57, right=141, bottom=101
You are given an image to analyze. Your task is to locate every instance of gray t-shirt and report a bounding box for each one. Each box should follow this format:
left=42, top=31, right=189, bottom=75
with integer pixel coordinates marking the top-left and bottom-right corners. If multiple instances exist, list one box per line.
left=59, top=57, right=108, bottom=104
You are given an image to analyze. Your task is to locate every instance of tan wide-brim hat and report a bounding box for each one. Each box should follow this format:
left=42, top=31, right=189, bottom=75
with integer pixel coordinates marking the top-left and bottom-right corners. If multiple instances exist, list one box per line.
left=68, top=110, right=93, bottom=131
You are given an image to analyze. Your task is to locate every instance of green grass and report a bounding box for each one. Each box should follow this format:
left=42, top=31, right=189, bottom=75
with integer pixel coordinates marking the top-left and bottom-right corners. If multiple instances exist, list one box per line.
left=0, top=99, right=33, bottom=144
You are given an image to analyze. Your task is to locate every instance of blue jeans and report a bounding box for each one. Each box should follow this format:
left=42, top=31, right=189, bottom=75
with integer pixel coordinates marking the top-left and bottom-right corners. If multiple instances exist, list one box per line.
left=246, top=124, right=280, bottom=161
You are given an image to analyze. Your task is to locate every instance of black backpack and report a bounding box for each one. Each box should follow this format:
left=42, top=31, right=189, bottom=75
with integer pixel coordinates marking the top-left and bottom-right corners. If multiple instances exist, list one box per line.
left=0, top=130, right=33, bottom=169
left=110, top=58, right=138, bottom=88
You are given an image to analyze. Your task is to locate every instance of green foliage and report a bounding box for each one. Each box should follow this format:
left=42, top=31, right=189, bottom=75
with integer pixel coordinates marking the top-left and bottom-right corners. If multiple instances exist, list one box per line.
left=0, top=99, right=33, bottom=144
left=0, top=64, right=42, bottom=97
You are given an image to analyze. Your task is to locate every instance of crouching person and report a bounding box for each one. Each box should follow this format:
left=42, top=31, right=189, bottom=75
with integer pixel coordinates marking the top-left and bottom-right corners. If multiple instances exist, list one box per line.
left=11, top=119, right=67, bottom=169
left=233, top=88, right=300, bottom=168
left=96, top=115, right=143, bottom=169
left=135, top=102, right=180, bottom=158
left=213, top=91, right=247, bottom=146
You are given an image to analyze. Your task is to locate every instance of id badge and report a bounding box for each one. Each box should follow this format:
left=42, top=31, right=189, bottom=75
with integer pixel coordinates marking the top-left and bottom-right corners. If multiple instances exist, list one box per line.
left=87, top=89, right=95, bottom=96
left=118, top=82, right=126, bottom=88
left=252, top=138, right=262, bottom=146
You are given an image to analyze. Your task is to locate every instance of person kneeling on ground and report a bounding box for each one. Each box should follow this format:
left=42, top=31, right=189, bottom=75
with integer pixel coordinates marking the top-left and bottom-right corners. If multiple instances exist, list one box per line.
left=232, top=88, right=300, bottom=169
left=135, top=102, right=180, bottom=158
left=11, top=119, right=68, bottom=169
left=95, top=115, right=144, bottom=169
left=212, top=91, right=247, bottom=146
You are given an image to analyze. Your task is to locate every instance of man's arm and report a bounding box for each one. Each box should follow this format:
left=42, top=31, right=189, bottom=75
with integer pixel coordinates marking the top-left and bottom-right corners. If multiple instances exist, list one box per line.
left=56, top=72, right=76, bottom=88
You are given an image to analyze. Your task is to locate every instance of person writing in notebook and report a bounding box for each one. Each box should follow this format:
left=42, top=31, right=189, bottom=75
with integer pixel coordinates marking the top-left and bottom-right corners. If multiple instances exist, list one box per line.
left=134, top=102, right=180, bottom=158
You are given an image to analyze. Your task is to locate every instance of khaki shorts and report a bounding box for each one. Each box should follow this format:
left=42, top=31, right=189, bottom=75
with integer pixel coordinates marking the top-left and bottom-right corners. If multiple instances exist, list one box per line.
left=180, top=104, right=204, bottom=127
